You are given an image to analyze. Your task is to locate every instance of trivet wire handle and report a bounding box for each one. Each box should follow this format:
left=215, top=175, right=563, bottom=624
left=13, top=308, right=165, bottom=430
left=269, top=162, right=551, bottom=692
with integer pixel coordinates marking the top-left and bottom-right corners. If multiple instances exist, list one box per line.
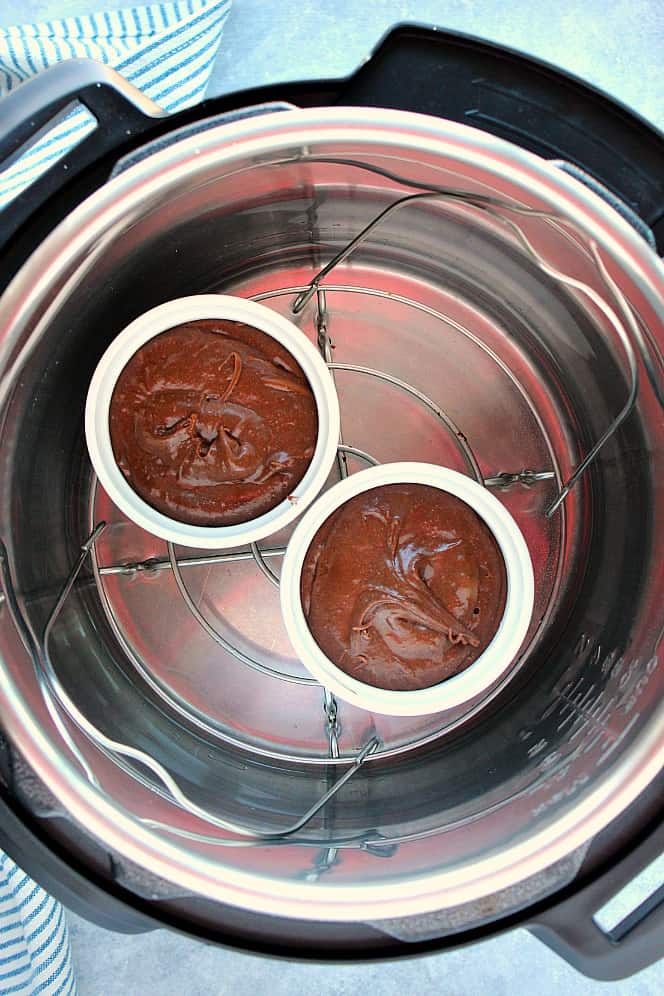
left=0, top=530, right=380, bottom=844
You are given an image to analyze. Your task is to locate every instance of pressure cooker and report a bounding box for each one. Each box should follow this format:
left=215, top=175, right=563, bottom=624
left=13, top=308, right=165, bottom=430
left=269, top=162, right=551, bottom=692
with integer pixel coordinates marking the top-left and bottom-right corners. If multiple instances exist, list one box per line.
left=0, top=25, right=662, bottom=981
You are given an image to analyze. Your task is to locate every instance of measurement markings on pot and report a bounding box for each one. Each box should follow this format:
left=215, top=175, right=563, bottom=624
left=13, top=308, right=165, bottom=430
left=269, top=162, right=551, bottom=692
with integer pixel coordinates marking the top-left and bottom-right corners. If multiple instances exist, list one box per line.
left=518, top=634, right=661, bottom=818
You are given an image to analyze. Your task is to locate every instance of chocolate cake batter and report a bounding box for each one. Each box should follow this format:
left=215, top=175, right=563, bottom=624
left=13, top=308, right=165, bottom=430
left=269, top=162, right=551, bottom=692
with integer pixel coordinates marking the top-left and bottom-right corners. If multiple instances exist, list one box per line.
left=109, top=320, right=318, bottom=526
left=301, top=484, right=507, bottom=691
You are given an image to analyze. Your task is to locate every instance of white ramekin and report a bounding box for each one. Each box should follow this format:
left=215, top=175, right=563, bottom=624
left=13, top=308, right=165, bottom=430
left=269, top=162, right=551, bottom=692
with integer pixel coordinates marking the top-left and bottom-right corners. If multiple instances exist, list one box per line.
left=85, top=295, right=341, bottom=549
left=280, top=462, right=534, bottom=717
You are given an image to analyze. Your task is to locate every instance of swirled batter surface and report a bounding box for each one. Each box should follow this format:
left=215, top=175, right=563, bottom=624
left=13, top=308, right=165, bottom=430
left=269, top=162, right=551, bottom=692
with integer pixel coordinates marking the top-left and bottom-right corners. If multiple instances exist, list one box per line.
left=109, top=320, right=318, bottom=525
left=301, top=484, right=507, bottom=690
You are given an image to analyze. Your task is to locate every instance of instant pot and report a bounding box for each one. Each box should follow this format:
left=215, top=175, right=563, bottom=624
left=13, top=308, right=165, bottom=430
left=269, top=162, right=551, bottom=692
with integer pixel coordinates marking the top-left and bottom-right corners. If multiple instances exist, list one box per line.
left=0, top=25, right=662, bottom=981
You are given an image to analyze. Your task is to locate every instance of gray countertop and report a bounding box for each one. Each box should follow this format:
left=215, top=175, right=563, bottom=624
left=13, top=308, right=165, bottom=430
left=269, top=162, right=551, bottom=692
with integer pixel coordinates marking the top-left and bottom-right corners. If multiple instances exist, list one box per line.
left=2, top=1, right=663, bottom=130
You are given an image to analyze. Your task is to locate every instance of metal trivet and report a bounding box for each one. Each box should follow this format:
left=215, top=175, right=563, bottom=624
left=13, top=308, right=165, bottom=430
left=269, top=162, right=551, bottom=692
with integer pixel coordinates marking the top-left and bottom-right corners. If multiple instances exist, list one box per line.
left=88, top=284, right=558, bottom=763
left=2, top=160, right=661, bottom=852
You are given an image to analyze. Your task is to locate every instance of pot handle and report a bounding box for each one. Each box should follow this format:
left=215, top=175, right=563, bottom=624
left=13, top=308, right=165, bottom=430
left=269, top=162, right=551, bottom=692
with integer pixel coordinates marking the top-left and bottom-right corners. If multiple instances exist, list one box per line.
left=528, top=818, right=664, bottom=980
left=0, top=59, right=166, bottom=250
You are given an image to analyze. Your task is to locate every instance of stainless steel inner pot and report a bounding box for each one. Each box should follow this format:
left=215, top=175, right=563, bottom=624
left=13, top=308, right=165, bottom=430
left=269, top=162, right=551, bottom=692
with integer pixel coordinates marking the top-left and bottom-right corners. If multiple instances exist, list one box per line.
left=0, top=108, right=662, bottom=922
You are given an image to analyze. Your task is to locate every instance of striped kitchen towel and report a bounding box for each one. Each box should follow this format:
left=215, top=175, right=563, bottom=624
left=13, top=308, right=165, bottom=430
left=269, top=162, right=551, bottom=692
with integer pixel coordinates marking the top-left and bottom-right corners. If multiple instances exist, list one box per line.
left=0, top=851, right=75, bottom=995
left=0, top=0, right=232, bottom=209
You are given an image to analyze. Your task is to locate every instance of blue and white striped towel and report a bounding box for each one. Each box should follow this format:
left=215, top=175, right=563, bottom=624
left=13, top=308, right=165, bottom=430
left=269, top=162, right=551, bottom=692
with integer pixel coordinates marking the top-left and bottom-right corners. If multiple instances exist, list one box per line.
left=0, top=851, right=75, bottom=996
left=0, top=0, right=232, bottom=209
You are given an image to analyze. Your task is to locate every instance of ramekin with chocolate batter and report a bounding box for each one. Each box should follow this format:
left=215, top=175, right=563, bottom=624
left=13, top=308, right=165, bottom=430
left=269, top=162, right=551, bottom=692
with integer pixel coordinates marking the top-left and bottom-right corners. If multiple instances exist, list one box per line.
left=280, top=463, right=534, bottom=717
left=86, top=296, right=340, bottom=548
